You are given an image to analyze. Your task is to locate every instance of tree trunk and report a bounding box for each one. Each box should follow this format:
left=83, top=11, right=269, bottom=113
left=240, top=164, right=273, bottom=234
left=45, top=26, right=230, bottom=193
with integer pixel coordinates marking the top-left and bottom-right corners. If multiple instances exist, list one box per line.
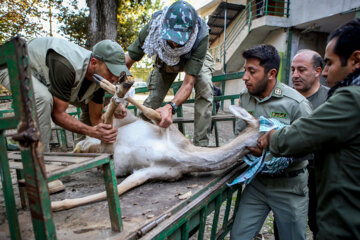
left=86, top=0, right=119, bottom=48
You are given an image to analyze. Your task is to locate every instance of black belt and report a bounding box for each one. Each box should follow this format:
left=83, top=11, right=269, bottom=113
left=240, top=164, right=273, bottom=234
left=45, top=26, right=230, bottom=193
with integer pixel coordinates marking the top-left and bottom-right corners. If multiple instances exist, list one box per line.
left=261, top=168, right=306, bottom=178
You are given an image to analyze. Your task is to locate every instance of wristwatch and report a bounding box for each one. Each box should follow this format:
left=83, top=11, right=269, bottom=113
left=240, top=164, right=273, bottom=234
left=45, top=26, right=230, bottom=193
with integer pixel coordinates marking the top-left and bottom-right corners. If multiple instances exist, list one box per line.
left=167, top=101, right=178, bottom=114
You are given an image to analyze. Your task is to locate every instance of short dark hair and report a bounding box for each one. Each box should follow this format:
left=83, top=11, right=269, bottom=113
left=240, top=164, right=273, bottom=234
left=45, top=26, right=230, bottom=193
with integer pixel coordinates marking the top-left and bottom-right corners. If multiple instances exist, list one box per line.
left=242, top=44, right=280, bottom=76
left=312, top=53, right=324, bottom=69
left=328, top=18, right=360, bottom=66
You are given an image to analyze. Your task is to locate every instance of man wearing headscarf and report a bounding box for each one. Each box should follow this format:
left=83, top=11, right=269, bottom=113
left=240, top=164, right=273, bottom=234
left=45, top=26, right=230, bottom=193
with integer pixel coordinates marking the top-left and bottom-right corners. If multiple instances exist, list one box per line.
left=125, top=0, right=214, bottom=146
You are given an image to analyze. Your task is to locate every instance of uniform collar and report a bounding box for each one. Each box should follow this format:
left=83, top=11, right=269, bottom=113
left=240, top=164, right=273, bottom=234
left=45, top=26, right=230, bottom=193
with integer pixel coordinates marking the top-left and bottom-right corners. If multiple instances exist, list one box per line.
left=252, top=80, right=283, bottom=102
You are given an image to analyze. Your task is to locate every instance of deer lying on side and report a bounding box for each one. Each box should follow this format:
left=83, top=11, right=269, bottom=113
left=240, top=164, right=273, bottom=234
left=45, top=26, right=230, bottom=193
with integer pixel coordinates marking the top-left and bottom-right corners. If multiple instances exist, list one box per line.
left=51, top=104, right=261, bottom=212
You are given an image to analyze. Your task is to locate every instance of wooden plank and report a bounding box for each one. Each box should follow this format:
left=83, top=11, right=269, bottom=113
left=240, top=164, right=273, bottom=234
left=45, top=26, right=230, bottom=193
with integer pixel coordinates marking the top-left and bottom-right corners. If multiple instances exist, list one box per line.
left=8, top=161, right=64, bottom=172
left=8, top=152, right=94, bottom=163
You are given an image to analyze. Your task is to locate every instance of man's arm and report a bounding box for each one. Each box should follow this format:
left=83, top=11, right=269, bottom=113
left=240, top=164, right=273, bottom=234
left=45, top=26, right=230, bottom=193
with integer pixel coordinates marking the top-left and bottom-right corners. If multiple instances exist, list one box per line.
left=88, top=100, right=103, bottom=126
left=156, top=73, right=196, bottom=128
left=51, top=96, right=117, bottom=143
left=269, top=88, right=359, bottom=157
left=125, top=54, right=136, bottom=70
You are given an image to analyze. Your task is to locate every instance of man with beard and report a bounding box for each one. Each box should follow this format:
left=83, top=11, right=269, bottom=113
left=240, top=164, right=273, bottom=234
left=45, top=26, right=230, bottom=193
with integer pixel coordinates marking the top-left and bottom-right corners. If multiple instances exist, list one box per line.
left=231, top=44, right=312, bottom=240
left=125, top=0, right=214, bottom=146
left=258, top=18, right=360, bottom=240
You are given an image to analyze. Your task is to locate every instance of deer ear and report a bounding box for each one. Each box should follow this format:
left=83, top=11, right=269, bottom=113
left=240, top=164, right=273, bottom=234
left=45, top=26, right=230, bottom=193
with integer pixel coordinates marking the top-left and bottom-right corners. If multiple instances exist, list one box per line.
left=229, top=105, right=258, bottom=128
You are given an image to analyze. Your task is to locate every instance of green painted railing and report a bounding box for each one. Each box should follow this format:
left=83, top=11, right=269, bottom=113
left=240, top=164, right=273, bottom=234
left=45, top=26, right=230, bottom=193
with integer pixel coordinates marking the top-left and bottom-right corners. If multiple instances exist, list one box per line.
left=210, top=0, right=290, bottom=65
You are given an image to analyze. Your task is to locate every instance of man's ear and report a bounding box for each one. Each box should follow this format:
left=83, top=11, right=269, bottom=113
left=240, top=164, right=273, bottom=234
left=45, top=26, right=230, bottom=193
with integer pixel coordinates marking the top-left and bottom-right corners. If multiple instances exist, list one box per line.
left=314, top=66, right=322, bottom=78
left=87, top=57, right=98, bottom=75
left=350, top=50, right=360, bottom=71
left=89, top=57, right=98, bottom=66
left=267, top=68, right=278, bottom=80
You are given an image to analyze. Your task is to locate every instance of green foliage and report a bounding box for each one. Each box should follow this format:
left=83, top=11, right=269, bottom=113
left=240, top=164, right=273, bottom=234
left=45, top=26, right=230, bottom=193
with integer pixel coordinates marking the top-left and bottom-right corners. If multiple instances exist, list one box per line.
left=117, top=0, right=162, bottom=50
left=131, top=67, right=152, bottom=82
left=55, top=0, right=163, bottom=49
left=0, top=0, right=46, bottom=44
left=56, top=0, right=88, bottom=46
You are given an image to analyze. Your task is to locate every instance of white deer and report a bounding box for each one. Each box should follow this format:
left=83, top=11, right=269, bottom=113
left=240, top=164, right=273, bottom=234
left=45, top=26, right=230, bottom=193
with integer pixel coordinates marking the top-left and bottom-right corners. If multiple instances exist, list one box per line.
left=51, top=104, right=260, bottom=211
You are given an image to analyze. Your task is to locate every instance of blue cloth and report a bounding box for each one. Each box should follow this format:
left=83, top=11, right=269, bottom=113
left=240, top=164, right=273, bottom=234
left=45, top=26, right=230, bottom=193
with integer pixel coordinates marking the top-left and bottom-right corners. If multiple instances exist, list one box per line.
left=228, top=116, right=293, bottom=186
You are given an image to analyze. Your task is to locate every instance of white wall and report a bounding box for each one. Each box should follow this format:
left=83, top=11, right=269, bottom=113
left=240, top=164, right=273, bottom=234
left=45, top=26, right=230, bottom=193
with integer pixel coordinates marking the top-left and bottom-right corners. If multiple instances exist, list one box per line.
left=289, top=0, right=359, bottom=26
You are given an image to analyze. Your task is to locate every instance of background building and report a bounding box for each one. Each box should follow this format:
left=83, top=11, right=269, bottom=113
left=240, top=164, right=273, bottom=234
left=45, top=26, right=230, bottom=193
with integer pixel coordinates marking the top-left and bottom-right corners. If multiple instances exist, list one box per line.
left=198, top=0, right=360, bottom=106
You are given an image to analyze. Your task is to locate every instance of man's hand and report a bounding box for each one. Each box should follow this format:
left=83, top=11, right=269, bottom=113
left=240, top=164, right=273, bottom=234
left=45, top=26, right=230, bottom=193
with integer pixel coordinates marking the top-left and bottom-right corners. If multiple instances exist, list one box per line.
left=246, top=145, right=263, bottom=157
left=258, top=129, right=276, bottom=150
left=114, top=104, right=127, bottom=119
left=156, top=104, right=173, bottom=128
left=92, top=123, right=118, bottom=143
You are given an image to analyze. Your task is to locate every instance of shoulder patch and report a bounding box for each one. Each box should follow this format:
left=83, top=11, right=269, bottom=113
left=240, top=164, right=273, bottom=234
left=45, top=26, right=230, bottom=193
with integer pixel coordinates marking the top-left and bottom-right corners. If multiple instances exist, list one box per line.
left=270, top=111, right=288, bottom=119
left=281, top=83, right=306, bottom=103
left=274, top=87, right=282, bottom=96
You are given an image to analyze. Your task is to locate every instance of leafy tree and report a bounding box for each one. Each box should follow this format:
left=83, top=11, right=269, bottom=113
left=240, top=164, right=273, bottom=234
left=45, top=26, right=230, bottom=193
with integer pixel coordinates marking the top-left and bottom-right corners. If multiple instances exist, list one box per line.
left=55, top=0, right=162, bottom=49
left=117, top=0, right=162, bottom=49
left=56, top=0, right=88, bottom=46
left=56, top=0, right=163, bottom=81
left=0, top=0, right=46, bottom=44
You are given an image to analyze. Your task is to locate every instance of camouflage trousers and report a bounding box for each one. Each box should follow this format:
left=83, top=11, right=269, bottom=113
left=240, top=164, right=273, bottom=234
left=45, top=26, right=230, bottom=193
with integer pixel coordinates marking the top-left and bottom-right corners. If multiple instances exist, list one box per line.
left=143, top=53, right=214, bottom=146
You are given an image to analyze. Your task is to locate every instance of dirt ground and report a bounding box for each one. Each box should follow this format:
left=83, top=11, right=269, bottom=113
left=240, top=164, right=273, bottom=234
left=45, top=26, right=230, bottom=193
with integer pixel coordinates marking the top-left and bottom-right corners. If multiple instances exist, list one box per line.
left=0, top=102, right=313, bottom=240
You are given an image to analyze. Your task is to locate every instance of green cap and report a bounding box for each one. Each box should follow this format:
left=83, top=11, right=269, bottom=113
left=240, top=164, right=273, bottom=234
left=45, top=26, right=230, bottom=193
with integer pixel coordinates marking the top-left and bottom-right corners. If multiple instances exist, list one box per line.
left=161, top=1, right=197, bottom=45
left=92, top=39, right=131, bottom=77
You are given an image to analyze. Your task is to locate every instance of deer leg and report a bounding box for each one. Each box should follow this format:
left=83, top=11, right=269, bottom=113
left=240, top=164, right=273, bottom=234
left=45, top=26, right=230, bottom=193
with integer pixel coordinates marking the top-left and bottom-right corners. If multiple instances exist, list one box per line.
left=51, top=167, right=177, bottom=211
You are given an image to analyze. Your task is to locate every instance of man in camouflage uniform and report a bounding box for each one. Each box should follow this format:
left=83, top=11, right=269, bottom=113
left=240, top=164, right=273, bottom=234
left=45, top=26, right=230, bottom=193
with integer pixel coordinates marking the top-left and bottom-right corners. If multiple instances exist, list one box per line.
left=125, top=0, right=214, bottom=146
left=231, top=45, right=312, bottom=240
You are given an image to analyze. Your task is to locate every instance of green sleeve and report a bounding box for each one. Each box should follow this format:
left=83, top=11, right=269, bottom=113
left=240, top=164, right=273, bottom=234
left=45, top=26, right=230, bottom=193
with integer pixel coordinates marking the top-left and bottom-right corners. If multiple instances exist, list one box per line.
left=290, top=99, right=312, bottom=122
left=46, top=50, right=75, bottom=102
left=127, top=23, right=151, bottom=61
left=184, top=35, right=209, bottom=76
left=270, top=88, right=360, bottom=157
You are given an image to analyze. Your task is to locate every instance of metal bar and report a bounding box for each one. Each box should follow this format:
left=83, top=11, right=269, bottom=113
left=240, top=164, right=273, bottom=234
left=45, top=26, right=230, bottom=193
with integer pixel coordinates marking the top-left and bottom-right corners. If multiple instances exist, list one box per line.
left=265, top=0, right=269, bottom=15
left=6, top=36, right=57, bottom=240
left=210, top=195, right=222, bottom=240
left=197, top=206, right=207, bottom=240
left=181, top=221, right=190, bottom=240
left=233, top=187, right=243, bottom=219
left=222, top=188, right=232, bottom=229
left=16, top=169, right=27, bottom=209
left=282, top=28, right=292, bottom=84
left=212, top=72, right=244, bottom=82
left=215, top=121, right=219, bottom=147
left=223, top=0, right=227, bottom=74
left=0, top=131, right=22, bottom=240
left=287, top=0, right=290, bottom=17
left=0, top=118, right=18, bottom=130
left=47, top=155, right=111, bottom=181
left=102, top=160, right=123, bottom=232
left=149, top=165, right=246, bottom=239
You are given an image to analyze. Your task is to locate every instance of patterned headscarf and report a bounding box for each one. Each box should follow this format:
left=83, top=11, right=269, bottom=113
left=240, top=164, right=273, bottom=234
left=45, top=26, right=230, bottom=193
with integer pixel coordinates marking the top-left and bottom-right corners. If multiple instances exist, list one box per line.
left=142, top=6, right=198, bottom=66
